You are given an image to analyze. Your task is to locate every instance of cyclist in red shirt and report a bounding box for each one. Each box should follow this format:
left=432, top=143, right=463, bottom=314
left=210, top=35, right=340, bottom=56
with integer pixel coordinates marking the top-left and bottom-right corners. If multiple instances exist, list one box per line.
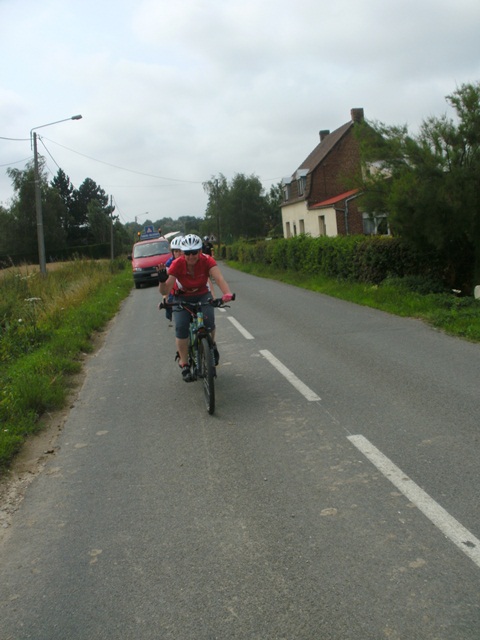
left=158, top=234, right=233, bottom=381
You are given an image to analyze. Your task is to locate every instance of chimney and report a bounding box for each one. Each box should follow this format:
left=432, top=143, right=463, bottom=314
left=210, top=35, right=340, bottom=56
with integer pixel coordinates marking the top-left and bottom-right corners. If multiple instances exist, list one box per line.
left=319, top=129, right=330, bottom=142
left=351, top=108, right=364, bottom=123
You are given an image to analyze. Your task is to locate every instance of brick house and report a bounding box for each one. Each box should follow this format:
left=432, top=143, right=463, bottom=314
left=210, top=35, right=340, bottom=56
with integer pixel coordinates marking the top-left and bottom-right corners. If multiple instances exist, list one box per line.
left=281, top=108, right=380, bottom=238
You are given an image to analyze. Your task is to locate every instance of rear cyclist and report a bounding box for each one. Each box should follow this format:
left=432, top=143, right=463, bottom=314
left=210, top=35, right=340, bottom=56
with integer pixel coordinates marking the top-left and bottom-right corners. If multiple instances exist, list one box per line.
left=158, top=234, right=233, bottom=381
left=162, top=235, right=183, bottom=322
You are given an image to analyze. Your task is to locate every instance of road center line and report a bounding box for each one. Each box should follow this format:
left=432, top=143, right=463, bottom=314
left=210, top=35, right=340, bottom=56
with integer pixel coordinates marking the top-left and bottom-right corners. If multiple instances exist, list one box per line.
left=348, top=434, right=480, bottom=569
left=227, top=316, right=255, bottom=340
left=260, top=349, right=321, bottom=402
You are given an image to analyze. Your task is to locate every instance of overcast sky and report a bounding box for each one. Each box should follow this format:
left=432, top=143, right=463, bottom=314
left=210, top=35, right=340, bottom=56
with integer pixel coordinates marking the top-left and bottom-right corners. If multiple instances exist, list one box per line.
left=1, top=0, right=479, bottom=226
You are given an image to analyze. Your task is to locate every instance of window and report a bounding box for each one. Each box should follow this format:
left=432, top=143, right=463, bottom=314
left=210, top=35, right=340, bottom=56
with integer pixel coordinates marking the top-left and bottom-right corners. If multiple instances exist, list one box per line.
left=362, top=212, right=390, bottom=235
left=318, top=215, right=326, bottom=236
left=297, top=176, right=306, bottom=196
left=282, top=177, right=292, bottom=202
left=299, top=219, right=305, bottom=234
left=295, top=169, right=308, bottom=197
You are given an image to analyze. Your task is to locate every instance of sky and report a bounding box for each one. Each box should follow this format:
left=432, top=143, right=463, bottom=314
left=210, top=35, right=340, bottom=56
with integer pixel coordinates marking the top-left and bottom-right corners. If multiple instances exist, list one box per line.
left=1, top=0, right=479, bottom=226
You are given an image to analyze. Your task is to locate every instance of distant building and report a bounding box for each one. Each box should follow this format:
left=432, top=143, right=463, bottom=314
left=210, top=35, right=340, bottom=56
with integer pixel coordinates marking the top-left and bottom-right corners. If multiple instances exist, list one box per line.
left=281, top=108, right=388, bottom=238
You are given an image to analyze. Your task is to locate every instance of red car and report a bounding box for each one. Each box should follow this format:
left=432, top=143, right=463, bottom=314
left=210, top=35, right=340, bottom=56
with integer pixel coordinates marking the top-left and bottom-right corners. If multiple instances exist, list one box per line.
left=128, top=237, right=171, bottom=289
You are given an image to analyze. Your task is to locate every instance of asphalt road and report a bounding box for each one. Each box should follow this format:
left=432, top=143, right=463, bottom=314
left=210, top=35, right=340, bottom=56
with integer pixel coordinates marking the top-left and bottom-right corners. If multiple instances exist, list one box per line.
left=1, top=265, right=479, bottom=639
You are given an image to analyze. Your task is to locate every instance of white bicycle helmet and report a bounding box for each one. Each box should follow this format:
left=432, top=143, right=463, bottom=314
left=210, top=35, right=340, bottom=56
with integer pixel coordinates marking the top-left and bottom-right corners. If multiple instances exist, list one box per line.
left=170, top=235, right=184, bottom=250
left=181, top=234, right=203, bottom=251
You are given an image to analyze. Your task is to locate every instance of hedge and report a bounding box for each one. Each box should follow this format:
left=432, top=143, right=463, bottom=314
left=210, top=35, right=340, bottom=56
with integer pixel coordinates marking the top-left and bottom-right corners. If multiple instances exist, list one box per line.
left=226, top=235, right=444, bottom=286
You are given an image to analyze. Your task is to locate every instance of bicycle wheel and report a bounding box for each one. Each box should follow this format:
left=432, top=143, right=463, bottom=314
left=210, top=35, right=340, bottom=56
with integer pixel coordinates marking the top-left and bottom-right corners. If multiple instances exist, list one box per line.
left=199, top=336, right=215, bottom=414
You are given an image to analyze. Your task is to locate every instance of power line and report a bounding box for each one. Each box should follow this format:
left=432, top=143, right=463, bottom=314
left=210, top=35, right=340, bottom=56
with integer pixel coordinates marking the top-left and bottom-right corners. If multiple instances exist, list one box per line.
left=43, top=136, right=204, bottom=185
left=39, top=138, right=62, bottom=172
left=0, top=156, right=32, bottom=168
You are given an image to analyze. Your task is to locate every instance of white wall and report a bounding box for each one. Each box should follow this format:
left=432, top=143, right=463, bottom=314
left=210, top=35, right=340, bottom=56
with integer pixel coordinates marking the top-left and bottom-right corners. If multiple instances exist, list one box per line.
left=281, top=202, right=338, bottom=238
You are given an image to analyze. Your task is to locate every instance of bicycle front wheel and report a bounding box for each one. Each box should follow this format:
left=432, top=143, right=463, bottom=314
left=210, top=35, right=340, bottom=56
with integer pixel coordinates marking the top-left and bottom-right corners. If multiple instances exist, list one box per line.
left=199, top=336, right=215, bottom=414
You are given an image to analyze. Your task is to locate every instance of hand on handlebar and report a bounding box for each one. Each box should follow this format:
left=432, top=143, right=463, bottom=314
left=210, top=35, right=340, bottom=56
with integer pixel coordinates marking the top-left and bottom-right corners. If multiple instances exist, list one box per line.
left=222, top=293, right=234, bottom=303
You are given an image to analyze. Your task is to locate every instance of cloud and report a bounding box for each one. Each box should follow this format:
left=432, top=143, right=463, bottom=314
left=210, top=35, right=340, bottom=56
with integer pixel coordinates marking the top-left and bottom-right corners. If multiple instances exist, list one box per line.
left=1, top=0, right=479, bottom=221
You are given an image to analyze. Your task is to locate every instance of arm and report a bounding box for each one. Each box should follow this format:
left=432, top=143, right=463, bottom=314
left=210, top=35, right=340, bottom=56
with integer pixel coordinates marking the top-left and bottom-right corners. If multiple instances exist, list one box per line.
left=159, top=273, right=177, bottom=296
left=207, top=277, right=216, bottom=299
left=209, top=265, right=232, bottom=297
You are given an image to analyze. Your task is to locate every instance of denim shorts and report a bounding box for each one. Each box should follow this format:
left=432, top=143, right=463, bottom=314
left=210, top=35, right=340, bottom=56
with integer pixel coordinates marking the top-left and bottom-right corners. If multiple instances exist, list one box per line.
left=174, top=292, right=215, bottom=339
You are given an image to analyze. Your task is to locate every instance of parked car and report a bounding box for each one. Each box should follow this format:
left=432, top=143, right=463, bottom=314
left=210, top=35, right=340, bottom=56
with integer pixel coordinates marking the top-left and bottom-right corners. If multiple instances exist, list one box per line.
left=128, top=237, right=171, bottom=288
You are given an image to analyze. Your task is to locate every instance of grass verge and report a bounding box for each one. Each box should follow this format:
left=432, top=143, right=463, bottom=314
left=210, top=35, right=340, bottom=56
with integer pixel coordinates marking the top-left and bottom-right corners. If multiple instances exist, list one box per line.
left=227, top=261, right=480, bottom=342
left=0, top=260, right=133, bottom=471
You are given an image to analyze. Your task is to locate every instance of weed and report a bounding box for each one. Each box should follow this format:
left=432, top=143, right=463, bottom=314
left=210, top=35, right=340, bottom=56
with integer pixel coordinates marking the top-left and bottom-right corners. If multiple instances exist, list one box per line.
left=0, top=259, right=132, bottom=470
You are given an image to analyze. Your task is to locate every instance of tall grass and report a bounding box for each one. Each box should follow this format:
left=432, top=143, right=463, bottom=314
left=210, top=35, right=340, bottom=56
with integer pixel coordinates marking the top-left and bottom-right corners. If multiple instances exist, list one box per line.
left=0, top=259, right=132, bottom=470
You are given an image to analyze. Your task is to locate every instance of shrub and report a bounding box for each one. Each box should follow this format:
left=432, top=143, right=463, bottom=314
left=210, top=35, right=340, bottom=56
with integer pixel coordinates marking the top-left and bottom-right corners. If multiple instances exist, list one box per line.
left=227, top=235, right=447, bottom=288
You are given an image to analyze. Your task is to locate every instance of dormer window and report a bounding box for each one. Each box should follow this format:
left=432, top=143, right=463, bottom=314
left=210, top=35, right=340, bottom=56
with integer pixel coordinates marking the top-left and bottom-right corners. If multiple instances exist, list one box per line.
left=297, top=176, right=306, bottom=196
left=295, top=169, right=308, bottom=197
left=282, top=176, right=292, bottom=201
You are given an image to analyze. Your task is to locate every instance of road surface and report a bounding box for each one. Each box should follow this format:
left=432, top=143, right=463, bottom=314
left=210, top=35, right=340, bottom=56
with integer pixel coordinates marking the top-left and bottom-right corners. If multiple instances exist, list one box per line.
left=1, top=265, right=479, bottom=639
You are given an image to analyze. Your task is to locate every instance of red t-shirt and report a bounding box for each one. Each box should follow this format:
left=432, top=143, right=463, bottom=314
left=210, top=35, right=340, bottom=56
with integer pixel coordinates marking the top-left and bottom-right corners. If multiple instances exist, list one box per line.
left=168, top=253, right=217, bottom=296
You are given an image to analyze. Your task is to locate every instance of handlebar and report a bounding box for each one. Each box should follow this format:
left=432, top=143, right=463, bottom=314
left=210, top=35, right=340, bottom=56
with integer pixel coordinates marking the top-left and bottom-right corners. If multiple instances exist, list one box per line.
left=159, top=294, right=235, bottom=311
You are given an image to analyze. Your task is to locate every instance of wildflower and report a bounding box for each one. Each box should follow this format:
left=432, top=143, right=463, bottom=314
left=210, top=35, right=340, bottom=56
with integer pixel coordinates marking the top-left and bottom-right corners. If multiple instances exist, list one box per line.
left=18, top=319, right=23, bottom=323
left=25, top=297, right=42, bottom=303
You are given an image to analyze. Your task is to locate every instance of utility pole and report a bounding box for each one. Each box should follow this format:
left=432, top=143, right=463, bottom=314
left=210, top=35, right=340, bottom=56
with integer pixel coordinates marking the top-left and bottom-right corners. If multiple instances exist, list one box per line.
left=32, top=131, right=47, bottom=275
left=30, top=114, right=82, bottom=275
left=214, top=178, right=221, bottom=254
left=110, top=195, right=114, bottom=260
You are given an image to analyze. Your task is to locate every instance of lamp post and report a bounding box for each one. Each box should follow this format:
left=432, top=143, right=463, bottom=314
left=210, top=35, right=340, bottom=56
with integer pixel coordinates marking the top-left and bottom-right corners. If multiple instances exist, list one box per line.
left=30, top=114, right=82, bottom=275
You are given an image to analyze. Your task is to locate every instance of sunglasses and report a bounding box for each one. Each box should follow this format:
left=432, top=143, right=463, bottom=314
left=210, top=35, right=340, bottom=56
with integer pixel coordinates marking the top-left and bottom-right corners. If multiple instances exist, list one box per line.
left=184, top=250, right=200, bottom=256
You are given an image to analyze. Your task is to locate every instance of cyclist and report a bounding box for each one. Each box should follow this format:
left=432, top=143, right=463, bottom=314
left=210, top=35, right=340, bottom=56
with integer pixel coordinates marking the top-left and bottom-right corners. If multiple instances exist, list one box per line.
left=162, top=236, right=184, bottom=322
left=202, top=236, right=214, bottom=256
left=158, top=234, right=233, bottom=381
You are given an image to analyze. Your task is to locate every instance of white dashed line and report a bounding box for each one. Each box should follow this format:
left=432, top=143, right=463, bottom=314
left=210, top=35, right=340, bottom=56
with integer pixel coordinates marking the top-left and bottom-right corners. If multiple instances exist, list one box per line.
left=227, top=316, right=255, bottom=340
left=348, top=434, right=480, bottom=569
left=260, top=349, right=321, bottom=401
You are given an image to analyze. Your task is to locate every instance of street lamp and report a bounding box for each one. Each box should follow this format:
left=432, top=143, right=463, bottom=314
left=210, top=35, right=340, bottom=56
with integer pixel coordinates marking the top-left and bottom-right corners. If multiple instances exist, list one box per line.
left=30, top=114, right=83, bottom=275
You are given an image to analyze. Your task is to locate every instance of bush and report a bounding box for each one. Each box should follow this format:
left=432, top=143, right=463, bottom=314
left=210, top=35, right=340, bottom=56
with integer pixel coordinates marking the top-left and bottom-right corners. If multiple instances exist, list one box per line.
left=227, top=235, right=447, bottom=287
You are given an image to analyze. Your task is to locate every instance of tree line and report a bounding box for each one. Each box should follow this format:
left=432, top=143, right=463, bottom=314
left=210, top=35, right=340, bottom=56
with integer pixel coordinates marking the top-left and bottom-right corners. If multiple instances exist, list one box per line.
left=0, top=151, right=283, bottom=266
left=0, top=157, right=131, bottom=265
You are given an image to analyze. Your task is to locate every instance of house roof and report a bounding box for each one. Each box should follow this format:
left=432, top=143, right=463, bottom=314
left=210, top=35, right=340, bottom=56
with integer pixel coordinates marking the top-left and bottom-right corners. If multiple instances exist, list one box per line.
left=310, top=188, right=360, bottom=209
left=296, top=120, right=353, bottom=174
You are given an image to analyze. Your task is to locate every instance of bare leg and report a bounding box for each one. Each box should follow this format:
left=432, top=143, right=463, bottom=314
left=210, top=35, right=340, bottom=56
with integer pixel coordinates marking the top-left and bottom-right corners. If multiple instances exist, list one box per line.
left=176, top=337, right=189, bottom=366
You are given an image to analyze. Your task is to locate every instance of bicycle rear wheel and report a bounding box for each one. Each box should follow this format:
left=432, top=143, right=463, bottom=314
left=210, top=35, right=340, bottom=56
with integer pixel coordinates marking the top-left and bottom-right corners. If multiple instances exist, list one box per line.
left=199, top=336, right=215, bottom=414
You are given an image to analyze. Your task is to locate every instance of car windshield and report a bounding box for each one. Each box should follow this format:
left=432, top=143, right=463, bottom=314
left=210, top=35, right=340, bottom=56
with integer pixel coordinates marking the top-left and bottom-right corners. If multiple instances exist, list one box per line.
left=133, top=241, right=170, bottom=258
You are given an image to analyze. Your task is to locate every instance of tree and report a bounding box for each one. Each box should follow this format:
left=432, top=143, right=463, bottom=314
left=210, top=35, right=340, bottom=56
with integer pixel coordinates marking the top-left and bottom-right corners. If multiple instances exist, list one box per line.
left=228, top=173, right=266, bottom=239
left=358, top=82, right=480, bottom=292
left=87, top=199, right=110, bottom=244
left=71, top=178, right=112, bottom=245
left=203, top=174, right=229, bottom=246
left=6, top=162, right=40, bottom=257
left=0, top=204, right=13, bottom=257
left=264, top=182, right=283, bottom=237
left=203, top=173, right=274, bottom=244
left=51, top=169, right=75, bottom=242
left=4, top=159, right=66, bottom=260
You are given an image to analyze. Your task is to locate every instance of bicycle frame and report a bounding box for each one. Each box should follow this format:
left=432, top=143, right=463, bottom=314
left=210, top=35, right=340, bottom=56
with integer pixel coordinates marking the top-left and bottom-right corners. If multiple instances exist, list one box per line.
left=159, top=296, right=235, bottom=414
left=184, top=302, right=214, bottom=381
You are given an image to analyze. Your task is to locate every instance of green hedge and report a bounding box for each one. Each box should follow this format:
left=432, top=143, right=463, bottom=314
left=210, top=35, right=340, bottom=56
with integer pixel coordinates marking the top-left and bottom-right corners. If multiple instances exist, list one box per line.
left=226, top=235, right=444, bottom=286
